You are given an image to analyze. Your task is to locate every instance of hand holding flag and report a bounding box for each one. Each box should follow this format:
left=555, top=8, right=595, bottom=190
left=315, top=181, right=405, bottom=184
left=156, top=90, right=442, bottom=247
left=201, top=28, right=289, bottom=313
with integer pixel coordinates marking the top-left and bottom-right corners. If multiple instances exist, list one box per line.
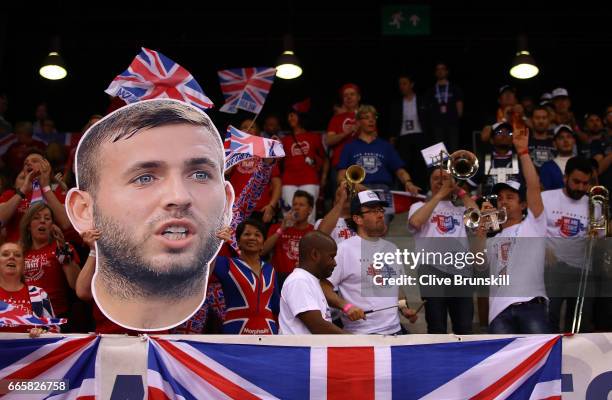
left=224, top=125, right=285, bottom=170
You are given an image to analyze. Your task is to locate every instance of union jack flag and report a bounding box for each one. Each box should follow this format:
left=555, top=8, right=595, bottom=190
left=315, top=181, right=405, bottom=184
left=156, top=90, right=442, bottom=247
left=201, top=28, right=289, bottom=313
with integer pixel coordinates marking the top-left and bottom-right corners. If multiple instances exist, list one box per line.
left=147, top=335, right=562, bottom=399
left=218, top=67, right=275, bottom=114
left=105, top=47, right=213, bottom=110
left=0, top=335, right=100, bottom=398
left=0, top=300, right=66, bottom=327
left=224, top=125, right=284, bottom=170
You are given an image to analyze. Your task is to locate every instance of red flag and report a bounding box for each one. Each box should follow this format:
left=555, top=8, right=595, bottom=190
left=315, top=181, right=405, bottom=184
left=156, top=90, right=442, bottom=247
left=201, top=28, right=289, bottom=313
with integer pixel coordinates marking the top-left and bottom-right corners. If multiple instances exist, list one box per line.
left=389, top=190, right=426, bottom=214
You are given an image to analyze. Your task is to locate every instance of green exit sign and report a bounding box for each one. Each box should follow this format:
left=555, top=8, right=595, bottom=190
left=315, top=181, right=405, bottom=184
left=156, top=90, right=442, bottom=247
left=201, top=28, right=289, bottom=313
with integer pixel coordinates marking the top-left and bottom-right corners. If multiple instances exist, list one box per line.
left=382, top=5, right=431, bottom=36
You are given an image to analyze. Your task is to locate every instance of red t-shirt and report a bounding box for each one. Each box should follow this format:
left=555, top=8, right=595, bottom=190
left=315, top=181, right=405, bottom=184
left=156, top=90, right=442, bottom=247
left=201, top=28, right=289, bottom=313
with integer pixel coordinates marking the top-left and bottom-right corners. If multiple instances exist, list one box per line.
left=229, top=157, right=280, bottom=212
left=24, top=243, right=79, bottom=316
left=267, top=223, right=314, bottom=274
left=281, top=132, right=325, bottom=185
left=327, top=112, right=357, bottom=167
left=0, top=187, right=67, bottom=243
left=0, top=285, right=33, bottom=333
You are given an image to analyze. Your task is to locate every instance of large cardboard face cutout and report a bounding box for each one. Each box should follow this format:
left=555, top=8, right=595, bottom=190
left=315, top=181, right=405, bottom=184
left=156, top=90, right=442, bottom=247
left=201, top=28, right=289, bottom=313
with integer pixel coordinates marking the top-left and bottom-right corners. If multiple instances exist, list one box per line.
left=66, top=99, right=234, bottom=331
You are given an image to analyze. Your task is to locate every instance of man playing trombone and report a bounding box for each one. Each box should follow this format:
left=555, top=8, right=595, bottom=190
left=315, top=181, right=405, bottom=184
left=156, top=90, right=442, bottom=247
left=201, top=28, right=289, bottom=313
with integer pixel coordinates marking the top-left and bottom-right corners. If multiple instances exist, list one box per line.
left=475, top=125, right=553, bottom=334
left=542, top=156, right=596, bottom=332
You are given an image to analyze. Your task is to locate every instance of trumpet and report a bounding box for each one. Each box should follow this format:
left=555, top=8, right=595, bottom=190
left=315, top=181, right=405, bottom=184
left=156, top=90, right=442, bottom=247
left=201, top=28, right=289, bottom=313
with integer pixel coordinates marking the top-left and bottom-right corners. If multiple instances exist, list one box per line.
left=431, top=150, right=479, bottom=180
left=464, top=207, right=507, bottom=232
left=345, top=164, right=366, bottom=198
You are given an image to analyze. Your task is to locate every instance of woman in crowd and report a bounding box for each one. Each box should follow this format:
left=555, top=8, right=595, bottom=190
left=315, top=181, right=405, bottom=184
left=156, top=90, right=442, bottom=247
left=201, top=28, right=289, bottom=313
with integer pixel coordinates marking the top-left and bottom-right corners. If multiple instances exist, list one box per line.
left=19, top=203, right=80, bottom=327
left=212, top=219, right=280, bottom=335
left=281, top=110, right=326, bottom=222
left=0, top=242, right=56, bottom=336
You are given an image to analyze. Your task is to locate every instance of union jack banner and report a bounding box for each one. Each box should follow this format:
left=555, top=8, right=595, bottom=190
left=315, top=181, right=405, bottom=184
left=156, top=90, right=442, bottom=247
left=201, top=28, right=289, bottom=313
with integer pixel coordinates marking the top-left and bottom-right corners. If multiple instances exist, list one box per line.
left=224, top=125, right=284, bottom=170
left=218, top=67, right=275, bottom=114
left=147, top=335, right=562, bottom=399
left=229, top=159, right=273, bottom=252
left=0, top=335, right=99, bottom=398
left=0, top=300, right=66, bottom=327
left=105, top=47, right=213, bottom=110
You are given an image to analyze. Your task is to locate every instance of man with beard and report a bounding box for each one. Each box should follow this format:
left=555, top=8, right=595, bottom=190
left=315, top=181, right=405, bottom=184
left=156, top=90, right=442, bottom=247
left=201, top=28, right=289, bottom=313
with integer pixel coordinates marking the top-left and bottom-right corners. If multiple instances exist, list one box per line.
left=542, top=156, right=595, bottom=332
left=66, top=99, right=234, bottom=330
left=321, top=190, right=418, bottom=334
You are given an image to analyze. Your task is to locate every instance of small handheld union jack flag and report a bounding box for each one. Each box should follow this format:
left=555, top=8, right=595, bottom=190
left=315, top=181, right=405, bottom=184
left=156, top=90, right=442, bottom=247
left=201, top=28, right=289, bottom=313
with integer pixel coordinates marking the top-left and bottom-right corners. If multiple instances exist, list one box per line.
left=105, top=47, right=214, bottom=110
left=0, top=300, right=67, bottom=327
left=218, top=67, right=275, bottom=114
left=224, top=125, right=285, bottom=170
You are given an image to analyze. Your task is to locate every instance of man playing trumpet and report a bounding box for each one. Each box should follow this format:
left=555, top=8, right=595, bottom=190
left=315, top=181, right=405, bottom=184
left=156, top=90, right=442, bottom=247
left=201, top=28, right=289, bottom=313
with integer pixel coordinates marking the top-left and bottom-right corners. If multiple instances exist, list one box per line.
left=475, top=125, right=553, bottom=334
left=408, top=167, right=478, bottom=334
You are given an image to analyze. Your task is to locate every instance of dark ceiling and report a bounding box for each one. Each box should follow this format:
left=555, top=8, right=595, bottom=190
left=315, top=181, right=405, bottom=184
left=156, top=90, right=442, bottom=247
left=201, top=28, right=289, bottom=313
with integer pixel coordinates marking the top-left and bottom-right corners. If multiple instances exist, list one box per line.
left=1, top=1, right=610, bottom=140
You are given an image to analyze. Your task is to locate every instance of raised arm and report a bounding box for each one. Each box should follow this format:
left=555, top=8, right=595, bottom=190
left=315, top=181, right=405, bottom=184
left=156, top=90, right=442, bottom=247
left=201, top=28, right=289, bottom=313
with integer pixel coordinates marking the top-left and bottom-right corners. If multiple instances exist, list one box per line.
left=39, top=159, right=71, bottom=230
left=74, top=229, right=100, bottom=301
left=513, top=128, right=543, bottom=217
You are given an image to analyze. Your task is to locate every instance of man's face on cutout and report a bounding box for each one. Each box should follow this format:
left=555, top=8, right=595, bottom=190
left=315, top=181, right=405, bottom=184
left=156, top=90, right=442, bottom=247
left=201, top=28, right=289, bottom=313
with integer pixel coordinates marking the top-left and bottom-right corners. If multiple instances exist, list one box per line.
left=91, top=123, right=231, bottom=294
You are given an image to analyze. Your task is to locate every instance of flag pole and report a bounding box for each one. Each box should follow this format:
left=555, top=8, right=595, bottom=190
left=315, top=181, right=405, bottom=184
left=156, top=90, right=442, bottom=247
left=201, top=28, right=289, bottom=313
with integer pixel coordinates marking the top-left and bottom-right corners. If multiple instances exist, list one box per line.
left=246, top=110, right=262, bottom=132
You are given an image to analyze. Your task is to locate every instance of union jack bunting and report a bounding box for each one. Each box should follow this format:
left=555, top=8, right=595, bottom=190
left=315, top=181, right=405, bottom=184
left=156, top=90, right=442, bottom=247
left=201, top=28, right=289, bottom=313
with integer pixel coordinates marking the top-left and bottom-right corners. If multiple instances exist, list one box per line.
left=229, top=160, right=273, bottom=252
left=0, top=335, right=100, bottom=398
left=147, top=335, right=561, bottom=399
left=218, top=67, right=275, bottom=114
left=224, top=125, right=284, bottom=170
left=0, top=300, right=66, bottom=327
left=105, top=47, right=213, bottom=110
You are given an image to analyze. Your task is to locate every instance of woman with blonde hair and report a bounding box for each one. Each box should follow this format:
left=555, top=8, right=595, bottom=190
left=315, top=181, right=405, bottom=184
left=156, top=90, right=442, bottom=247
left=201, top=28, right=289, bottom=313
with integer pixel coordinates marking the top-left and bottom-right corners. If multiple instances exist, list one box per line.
left=19, top=203, right=80, bottom=326
left=0, top=241, right=57, bottom=335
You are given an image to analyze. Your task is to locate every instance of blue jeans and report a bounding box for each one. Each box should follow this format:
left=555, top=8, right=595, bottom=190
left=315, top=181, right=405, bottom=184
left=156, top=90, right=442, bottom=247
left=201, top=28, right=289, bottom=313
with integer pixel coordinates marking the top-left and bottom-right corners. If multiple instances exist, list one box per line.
left=488, top=299, right=553, bottom=334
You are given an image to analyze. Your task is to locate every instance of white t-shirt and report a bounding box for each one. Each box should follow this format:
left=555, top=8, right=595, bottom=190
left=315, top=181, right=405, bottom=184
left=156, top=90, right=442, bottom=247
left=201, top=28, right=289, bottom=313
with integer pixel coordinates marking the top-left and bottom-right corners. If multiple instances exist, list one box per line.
left=314, top=218, right=356, bottom=245
left=486, top=210, right=547, bottom=323
left=400, top=97, right=423, bottom=136
left=553, top=156, right=571, bottom=175
left=408, top=200, right=470, bottom=276
left=279, top=268, right=332, bottom=335
left=329, top=235, right=402, bottom=334
left=542, top=188, right=588, bottom=267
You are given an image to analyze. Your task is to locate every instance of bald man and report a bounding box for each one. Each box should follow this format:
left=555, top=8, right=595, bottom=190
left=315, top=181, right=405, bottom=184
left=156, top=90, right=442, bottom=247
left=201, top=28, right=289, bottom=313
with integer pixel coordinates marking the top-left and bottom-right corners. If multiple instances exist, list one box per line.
left=279, top=231, right=345, bottom=334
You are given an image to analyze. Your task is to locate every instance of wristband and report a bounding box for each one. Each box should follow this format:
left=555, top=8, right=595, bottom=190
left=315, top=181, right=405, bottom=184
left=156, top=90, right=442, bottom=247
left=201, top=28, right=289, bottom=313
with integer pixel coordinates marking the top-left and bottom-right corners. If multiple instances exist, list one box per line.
left=42, top=185, right=52, bottom=193
left=518, top=149, right=529, bottom=157
left=15, top=188, right=26, bottom=199
left=275, top=228, right=284, bottom=236
left=342, top=303, right=354, bottom=314
left=89, top=250, right=97, bottom=258
left=457, top=189, right=467, bottom=198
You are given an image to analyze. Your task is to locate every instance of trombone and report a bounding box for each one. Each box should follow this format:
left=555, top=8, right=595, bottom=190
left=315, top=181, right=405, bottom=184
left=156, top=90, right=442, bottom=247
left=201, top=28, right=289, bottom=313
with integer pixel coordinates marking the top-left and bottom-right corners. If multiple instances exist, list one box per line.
left=431, top=149, right=479, bottom=180
left=572, top=185, right=610, bottom=333
left=345, top=164, right=366, bottom=198
left=463, top=207, right=508, bottom=232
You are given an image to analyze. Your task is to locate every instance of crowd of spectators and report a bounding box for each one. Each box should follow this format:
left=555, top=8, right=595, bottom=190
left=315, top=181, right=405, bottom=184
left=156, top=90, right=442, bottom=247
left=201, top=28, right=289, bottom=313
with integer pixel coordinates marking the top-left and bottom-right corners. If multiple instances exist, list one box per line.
left=1, top=61, right=611, bottom=336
